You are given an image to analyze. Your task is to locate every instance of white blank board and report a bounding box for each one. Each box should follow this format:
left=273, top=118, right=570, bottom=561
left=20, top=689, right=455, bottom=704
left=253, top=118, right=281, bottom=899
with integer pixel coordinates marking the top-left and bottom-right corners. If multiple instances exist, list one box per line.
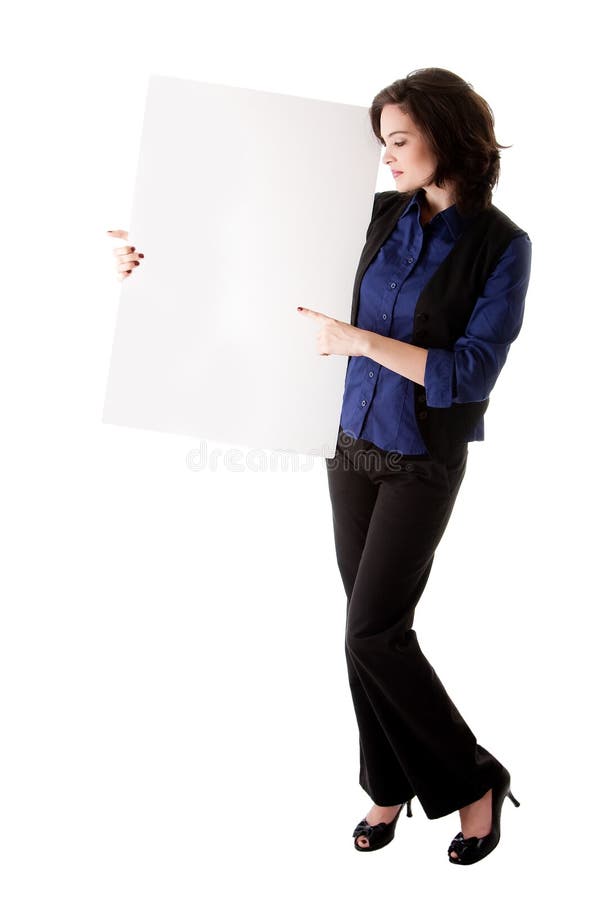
left=102, top=75, right=381, bottom=457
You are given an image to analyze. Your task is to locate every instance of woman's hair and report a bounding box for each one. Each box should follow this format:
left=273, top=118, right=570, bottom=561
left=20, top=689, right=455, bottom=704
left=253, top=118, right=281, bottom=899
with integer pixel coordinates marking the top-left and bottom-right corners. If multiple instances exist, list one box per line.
left=369, top=67, right=512, bottom=216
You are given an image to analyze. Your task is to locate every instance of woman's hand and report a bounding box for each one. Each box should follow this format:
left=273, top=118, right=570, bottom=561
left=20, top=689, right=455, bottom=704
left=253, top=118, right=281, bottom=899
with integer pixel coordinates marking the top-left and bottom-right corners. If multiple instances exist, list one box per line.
left=297, top=306, right=369, bottom=357
left=106, top=229, right=144, bottom=281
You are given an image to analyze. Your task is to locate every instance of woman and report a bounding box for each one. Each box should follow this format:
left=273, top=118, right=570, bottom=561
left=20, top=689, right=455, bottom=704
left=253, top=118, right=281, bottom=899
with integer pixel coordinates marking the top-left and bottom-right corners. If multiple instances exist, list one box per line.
left=298, top=68, right=531, bottom=865
left=107, top=67, right=531, bottom=866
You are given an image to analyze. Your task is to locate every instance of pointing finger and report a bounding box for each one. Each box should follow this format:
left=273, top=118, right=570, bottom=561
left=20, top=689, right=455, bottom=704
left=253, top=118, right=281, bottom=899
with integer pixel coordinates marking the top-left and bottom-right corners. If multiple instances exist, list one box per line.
left=297, top=307, right=326, bottom=319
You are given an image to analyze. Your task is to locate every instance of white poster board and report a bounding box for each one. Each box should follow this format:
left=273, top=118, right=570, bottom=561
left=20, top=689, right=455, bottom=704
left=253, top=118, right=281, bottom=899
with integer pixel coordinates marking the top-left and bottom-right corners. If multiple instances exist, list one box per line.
left=102, top=75, right=380, bottom=457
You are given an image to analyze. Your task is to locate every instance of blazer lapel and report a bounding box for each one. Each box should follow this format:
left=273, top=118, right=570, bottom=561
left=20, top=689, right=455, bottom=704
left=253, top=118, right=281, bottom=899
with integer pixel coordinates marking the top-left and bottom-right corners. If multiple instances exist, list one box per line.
left=349, top=191, right=415, bottom=327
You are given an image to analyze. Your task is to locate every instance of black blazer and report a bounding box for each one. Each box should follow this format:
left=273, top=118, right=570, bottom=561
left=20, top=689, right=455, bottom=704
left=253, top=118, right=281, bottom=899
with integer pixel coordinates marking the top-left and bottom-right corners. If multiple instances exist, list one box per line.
left=347, top=191, right=527, bottom=462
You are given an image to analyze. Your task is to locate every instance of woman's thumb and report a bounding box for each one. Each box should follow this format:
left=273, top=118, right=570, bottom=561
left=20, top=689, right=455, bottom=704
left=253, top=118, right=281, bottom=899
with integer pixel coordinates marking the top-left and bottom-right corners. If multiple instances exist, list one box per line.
left=106, top=229, right=129, bottom=240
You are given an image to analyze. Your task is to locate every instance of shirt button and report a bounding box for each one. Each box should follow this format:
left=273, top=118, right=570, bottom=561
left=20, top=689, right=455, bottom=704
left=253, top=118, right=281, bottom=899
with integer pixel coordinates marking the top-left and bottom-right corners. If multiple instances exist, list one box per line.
left=418, top=411, right=428, bottom=420
left=407, top=257, right=414, bottom=264
left=382, top=313, right=387, bottom=320
left=361, top=400, right=366, bottom=406
left=390, top=282, right=397, bottom=289
left=405, top=462, right=415, bottom=472
left=417, top=391, right=426, bottom=403
left=369, top=371, right=374, bottom=377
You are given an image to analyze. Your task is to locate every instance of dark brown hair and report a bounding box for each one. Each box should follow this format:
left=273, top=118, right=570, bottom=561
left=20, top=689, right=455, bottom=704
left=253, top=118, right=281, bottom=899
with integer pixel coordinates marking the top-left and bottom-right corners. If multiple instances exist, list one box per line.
left=369, top=67, right=512, bottom=217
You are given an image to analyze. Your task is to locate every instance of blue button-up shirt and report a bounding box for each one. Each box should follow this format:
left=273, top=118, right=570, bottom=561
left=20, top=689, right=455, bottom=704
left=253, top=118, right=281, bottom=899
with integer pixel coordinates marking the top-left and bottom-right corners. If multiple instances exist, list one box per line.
left=340, top=188, right=532, bottom=454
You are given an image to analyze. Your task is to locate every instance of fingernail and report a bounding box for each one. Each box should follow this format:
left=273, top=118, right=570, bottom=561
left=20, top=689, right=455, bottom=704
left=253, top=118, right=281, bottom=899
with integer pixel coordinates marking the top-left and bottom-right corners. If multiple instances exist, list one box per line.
left=133, top=261, right=139, bottom=266
left=297, top=306, right=303, bottom=310
left=138, top=253, right=144, bottom=258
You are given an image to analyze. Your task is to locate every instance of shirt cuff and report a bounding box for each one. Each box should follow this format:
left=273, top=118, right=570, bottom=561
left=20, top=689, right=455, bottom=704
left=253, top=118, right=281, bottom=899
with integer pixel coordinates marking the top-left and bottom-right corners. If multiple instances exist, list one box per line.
left=424, top=348, right=455, bottom=408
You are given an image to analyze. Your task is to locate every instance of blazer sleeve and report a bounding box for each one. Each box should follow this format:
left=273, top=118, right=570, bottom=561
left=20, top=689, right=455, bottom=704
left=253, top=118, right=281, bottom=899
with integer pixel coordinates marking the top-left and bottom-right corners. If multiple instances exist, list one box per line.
left=423, top=232, right=533, bottom=408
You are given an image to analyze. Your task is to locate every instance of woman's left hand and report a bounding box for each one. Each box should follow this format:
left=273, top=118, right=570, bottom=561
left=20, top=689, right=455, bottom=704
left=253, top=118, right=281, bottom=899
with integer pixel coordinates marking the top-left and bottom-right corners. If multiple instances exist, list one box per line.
left=297, top=306, right=368, bottom=357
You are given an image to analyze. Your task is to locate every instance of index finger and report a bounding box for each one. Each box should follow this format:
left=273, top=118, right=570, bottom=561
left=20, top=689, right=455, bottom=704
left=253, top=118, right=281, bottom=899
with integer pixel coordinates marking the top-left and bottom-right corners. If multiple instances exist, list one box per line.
left=297, top=306, right=326, bottom=319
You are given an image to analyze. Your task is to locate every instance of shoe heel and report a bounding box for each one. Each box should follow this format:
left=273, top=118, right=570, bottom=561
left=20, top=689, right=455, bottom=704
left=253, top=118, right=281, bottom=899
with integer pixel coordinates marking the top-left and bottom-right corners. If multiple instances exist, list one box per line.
left=406, top=798, right=413, bottom=817
left=507, top=789, right=520, bottom=807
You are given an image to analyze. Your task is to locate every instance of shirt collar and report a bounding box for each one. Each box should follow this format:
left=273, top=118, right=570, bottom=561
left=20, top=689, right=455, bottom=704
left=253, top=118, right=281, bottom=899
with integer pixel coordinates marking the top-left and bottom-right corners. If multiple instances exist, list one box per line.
left=400, top=187, right=468, bottom=240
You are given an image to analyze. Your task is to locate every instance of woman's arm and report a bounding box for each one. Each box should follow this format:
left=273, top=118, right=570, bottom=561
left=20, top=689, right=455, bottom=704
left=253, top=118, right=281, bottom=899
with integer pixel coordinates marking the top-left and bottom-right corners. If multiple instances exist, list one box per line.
left=360, top=333, right=428, bottom=386
left=361, top=233, right=533, bottom=406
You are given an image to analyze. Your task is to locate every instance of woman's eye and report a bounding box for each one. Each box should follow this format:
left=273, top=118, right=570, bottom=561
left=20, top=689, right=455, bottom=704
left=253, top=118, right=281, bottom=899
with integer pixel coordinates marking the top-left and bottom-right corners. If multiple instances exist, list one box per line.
left=394, top=141, right=406, bottom=148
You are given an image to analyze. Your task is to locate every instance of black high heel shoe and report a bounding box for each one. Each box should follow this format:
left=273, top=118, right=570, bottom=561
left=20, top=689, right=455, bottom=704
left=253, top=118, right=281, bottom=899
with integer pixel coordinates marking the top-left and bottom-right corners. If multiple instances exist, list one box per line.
left=447, top=765, right=520, bottom=865
left=353, top=798, right=413, bottom=852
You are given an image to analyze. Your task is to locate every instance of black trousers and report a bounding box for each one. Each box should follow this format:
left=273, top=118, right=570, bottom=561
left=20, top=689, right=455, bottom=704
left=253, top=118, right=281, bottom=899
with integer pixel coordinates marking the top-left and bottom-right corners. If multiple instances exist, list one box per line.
left=326, top=425, right=504, bottom=820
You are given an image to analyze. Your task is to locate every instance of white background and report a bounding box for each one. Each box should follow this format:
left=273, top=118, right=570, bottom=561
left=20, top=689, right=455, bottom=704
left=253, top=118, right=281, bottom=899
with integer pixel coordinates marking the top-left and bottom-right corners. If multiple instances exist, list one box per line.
left=1, top=1, right=597, bottom=897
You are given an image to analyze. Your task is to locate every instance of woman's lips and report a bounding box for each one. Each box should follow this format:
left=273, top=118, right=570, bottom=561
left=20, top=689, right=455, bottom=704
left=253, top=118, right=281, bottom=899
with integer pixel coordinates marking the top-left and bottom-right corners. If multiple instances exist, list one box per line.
left=393, top=171, right=403, bottom=177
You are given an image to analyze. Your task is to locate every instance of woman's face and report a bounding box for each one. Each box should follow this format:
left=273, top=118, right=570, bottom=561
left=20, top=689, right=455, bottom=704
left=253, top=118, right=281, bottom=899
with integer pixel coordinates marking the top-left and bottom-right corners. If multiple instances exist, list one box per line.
left=379, top=104, right=438, bottom=194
